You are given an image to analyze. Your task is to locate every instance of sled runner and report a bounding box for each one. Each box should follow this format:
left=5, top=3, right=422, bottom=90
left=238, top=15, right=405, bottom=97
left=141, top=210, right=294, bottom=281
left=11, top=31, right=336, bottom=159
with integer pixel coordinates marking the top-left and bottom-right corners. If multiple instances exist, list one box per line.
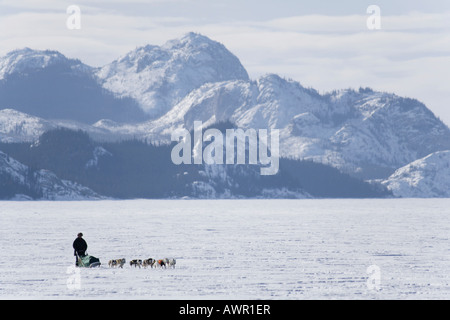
left=77, top=254, right=101, bottom=268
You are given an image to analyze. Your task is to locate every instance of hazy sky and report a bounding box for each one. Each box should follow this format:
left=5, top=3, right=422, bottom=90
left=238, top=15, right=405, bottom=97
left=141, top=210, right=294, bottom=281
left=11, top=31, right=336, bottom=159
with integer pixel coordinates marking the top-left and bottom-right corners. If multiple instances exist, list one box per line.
left=1, top=0, right=449, bottom=125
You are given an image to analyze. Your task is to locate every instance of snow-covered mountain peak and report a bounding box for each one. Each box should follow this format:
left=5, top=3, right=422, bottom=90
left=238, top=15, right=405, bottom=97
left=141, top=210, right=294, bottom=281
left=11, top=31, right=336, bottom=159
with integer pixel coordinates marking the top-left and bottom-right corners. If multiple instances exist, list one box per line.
left=0, top=108, right=30, bottom=117
left=111, top=44, right=168, bottom=74
left=381, top=150, right=450, bottom=198
left=97, top=33, right=249, bottom=118
left=0, top=48, right=89, bottom=79
left=111, top=33, right=220, bottom=73
left=250, top=74, right=332, bottom=128
left=93, top=119, right=121, bottom=129
left=256, top=74, right=318, bottom=102
left=0, top=109, right=55, bottom=143
left=162, top=32, right=215, bottom=50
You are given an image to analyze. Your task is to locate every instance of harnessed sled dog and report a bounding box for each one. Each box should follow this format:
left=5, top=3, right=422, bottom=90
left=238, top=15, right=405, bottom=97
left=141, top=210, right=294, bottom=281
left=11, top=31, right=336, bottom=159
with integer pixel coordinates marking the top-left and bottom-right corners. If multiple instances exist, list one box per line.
left=155, top=258, right=176, bottom=268
left=143, top=258, right=156, bottom=268
left=164, top=258, right=176, bottom=268
left=130, top=259, right=143, bottom=268
left=108, top=258, right=126, bottom=268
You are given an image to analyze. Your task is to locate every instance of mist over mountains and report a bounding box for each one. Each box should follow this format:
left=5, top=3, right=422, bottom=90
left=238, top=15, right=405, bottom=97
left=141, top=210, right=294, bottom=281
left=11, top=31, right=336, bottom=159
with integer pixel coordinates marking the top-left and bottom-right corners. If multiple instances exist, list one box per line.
left=0, top=32, right=449, bottom=199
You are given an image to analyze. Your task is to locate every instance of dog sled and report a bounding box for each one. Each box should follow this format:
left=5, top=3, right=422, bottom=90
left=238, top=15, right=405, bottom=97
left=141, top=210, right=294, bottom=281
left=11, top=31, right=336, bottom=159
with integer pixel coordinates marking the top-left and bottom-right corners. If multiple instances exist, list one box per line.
left=77, top=254, right=101, bottom=268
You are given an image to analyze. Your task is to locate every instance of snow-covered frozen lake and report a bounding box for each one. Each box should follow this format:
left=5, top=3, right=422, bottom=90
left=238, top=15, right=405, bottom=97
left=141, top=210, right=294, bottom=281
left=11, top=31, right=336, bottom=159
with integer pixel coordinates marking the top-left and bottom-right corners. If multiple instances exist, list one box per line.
left=0, top=199, right=449, bottom=299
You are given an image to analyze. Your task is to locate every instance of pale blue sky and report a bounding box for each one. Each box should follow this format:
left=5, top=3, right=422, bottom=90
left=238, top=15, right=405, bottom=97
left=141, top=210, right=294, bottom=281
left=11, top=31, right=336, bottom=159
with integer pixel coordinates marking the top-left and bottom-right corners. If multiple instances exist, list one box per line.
left=105, top=0, right=450, bottom=18
left=2, top=0, right=448, bottom=17
left=0, top=0, right=449, bottom=125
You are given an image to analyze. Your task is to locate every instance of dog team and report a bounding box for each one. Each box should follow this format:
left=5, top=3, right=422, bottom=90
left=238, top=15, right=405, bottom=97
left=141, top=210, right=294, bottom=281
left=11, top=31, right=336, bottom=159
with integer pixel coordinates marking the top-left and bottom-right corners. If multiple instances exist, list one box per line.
left=108, top=258, right=176, bottom=269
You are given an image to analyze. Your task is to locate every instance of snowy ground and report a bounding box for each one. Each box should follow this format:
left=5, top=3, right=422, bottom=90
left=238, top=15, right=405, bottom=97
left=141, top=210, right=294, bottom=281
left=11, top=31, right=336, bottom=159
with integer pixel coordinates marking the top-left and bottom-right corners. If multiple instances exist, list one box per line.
left=0, top=199, right=449, bottom=300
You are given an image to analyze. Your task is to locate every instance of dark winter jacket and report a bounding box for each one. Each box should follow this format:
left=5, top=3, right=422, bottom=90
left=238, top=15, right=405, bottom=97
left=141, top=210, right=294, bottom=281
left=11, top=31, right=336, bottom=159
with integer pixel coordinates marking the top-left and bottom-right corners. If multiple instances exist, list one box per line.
left=73, top=238, right=88, bottom=257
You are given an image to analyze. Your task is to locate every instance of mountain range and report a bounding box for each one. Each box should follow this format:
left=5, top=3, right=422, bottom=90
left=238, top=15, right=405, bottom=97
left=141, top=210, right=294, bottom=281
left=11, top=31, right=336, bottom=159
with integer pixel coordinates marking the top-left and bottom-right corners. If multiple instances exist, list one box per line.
left=0, top=32, right=449, bottom=199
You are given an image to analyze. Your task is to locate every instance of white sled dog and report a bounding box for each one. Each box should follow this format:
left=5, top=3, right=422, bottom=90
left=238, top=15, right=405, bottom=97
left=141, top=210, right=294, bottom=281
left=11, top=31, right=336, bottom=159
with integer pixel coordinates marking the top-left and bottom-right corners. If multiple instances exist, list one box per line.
left=164, top=258, right=176, bottom=268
